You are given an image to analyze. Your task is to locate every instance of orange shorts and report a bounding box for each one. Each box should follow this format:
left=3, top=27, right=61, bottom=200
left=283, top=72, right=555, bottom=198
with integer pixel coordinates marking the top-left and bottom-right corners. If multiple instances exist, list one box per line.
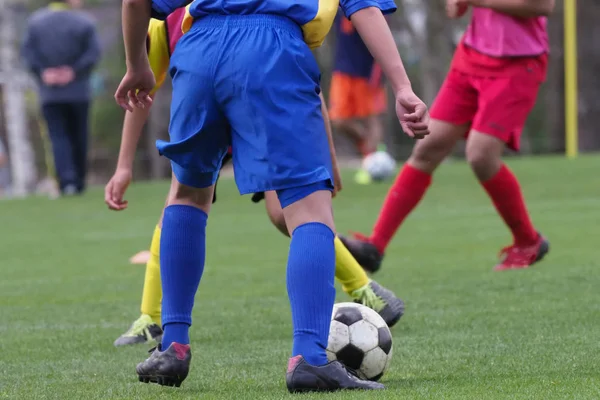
left=430, top=56, right=547, bottom=151
left=328, top=72, right=387, bottom=121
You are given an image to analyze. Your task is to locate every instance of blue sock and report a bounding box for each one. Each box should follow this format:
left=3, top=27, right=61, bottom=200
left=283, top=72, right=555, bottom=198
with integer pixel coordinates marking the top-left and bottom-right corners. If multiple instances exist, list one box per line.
left=160, top=205, right=207, bottom=349
left=287, top=222, right=336, bottom=366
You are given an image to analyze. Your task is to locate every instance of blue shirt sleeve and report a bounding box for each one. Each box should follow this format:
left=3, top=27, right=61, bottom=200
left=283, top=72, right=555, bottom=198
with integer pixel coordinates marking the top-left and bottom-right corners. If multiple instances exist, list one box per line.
left=339, top=0, right=397, bottom=19
left=151, top=0, right=190, bottom=20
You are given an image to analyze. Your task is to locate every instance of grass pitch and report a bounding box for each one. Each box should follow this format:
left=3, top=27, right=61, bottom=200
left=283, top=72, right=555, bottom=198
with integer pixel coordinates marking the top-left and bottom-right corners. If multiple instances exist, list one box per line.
left=1, top=155, right=599, bottom=399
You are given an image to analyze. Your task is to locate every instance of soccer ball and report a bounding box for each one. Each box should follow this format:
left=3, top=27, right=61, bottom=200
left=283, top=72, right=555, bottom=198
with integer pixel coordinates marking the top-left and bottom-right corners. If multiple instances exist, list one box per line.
left=362, top=151, right=396, bottom=181
left=326, top=302, right=393, bottom=381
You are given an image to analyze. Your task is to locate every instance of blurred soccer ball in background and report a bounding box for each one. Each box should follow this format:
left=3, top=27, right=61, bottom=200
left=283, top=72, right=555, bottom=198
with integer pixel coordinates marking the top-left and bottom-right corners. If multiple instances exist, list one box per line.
left=362, top=151, right=397, bottom=181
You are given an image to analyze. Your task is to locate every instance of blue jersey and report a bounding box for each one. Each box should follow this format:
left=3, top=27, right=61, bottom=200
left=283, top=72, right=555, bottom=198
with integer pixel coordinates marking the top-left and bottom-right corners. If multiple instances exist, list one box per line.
left=332, top=11, right=374, bottom=78
left=151, top=0, right=397, bottom=49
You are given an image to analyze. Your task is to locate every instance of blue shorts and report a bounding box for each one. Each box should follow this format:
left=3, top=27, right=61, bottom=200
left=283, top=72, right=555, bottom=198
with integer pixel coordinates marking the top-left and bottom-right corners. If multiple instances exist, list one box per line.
left=157, top=14, right=333, bottom=207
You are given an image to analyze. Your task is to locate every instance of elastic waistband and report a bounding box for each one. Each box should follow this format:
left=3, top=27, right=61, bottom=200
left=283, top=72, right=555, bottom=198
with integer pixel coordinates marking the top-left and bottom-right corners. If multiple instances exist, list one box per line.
left=193, top=14, right=302, bottom=38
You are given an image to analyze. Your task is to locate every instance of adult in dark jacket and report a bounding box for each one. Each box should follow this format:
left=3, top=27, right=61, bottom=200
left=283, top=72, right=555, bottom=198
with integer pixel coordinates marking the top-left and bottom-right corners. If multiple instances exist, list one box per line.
left=22, top=0, right=100, bottom=195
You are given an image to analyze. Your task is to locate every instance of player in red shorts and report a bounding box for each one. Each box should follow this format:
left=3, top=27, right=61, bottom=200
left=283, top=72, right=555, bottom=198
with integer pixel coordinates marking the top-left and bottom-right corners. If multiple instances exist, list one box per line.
left=341, top=0, right=555, bottom=272
left=329, top=11, right=387, bottom=183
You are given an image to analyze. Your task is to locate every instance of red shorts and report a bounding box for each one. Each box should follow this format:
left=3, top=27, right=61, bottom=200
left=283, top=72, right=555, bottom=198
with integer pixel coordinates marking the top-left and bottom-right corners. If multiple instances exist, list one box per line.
left=328, top=72, right=387, bottom=121
left=430, top=46, right=547, bottom=151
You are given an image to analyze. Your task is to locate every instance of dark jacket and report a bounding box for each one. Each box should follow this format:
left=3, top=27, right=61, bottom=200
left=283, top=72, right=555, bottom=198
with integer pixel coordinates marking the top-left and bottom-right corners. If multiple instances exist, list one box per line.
left=21, top=4, right=101, bottom=104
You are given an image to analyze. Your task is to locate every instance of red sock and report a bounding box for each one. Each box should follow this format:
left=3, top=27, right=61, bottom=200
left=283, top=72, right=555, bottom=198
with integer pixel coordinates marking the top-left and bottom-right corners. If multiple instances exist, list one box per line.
left=481, top=164, right=538, bottom=246
left=369, top=164, right=432, bottom=254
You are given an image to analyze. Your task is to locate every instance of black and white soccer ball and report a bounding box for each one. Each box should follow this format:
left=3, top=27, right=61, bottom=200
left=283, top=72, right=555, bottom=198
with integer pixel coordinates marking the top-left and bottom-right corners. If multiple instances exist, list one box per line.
left=362, top=150, right=397, bottom=181
left=326, top=302, right=393, bottom=381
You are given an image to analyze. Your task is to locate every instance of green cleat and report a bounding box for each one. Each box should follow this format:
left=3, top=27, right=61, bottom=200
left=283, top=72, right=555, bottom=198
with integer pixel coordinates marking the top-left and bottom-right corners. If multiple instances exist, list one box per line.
left=114, top=314, right=163, bottom=347
left=351, top=281, right=404, bottom=328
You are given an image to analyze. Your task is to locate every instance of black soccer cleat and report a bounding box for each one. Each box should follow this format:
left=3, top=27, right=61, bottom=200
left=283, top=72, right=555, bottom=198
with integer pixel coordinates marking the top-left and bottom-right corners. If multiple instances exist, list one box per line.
left=338, top=235, right=384, bottom=273
left=286, top=355, right=385, bottom=393
left=352, top=281, right=405, bottom=328
left=136, top=342, right=191, bottom=387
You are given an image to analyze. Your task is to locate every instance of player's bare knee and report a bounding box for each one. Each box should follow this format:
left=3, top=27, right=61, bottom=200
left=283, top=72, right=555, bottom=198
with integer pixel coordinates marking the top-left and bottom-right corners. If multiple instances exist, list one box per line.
left=466, top=149, right=502, bottom=181
left=282, top=190, right=335, bottom=235
left=410, top=141, right=449, bottom=173
left=270, top=211, right=288, bottom=237
left=265, top=191, right=289, bottom=237
left=410, top=119, right=466, bottom=173
left=466, top=131, right=504, bottom=181
left=167, top=176, right=214, bottom=213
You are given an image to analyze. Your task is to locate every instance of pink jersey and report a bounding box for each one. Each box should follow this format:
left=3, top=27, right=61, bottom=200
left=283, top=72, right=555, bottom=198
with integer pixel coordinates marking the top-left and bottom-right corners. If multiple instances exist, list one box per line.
left=463, top=8, right=549, bottom=57
left=165, top=7, right=187, bottom=54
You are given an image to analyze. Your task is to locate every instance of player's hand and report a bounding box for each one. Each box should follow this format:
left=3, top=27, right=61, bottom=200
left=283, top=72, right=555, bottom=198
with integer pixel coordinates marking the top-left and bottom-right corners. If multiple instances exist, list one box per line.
left=114, top=64, right=155, bottom=112
left=105, top=168, right=132, bottom=211
left=56, top=66, right=75, bottom=86
left=394, top=87, right=430, bottom=139
left=446, top=0, right=469, bottom=19
left=42, top=68, right=60, bottom=85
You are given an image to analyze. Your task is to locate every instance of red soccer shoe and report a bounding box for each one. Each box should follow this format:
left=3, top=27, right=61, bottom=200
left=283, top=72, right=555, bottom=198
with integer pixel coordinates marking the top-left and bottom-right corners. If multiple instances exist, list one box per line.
left=494, top=234, right=550, bottom=271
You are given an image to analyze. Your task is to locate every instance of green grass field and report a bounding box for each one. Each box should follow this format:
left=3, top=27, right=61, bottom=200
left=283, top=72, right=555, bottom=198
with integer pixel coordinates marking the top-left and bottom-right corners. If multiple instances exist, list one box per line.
left=2, top=155, right=599, bottom=399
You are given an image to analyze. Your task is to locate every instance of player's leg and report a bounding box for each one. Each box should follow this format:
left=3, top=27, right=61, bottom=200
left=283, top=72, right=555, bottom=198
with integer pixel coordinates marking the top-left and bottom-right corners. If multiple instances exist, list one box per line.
left=263, top=191, right=404, bottom=326
left=362, top=83, right=387, bottom=154
left=67, top=101, right=90, bottom=194
left=114, top=197, right=170, bottom=347
left=114, top=223, right=163, bottom=346
left=467, top=73, right=549, bottom=271
left=135, top=27, right=229, bottom=387
left=333, top=236, right=405, bottom=327
left=116, top=152, right=231, bottom=347
left=354, top=85, right=388, bottom=184
left=41, top=103, right=78, bottom=195
left=217, top=15, right=382, bottom=391
left=137, top=174, right=215, bottom=387
left=329, top=72, right=368, bottom=152
left=341, top=70, right=477, bottom=272
left=264, top=191, right=289, bottom=235
left=363, top=115, right=384, bottom=154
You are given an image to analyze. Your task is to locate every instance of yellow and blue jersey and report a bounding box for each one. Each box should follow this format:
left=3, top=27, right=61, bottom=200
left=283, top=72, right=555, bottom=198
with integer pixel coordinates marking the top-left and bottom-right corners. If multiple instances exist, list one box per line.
left=146, top=19, right=170, bottom=94
left=146, top=6, right=189, bottom=94
left=151, top=0, right=396, bottom=49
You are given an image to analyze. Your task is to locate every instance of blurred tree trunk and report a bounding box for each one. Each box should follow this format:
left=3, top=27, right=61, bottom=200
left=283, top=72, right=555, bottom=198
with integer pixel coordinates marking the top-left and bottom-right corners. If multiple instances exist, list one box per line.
left=545, top=1, right=565, bottom=152
left=575, top=0, right=600, bottom=151
left=420, top=1, right=453, bottom=106
left=546, top=1, right=600, bottom=153
left=0, top=2, right=37, bottom=196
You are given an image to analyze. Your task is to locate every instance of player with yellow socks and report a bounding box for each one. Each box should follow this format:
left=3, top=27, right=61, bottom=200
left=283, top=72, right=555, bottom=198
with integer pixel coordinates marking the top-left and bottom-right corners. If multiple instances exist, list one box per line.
left=114, top=217, right=404, bottom=347
left=107, top=8, right=404, bottom=347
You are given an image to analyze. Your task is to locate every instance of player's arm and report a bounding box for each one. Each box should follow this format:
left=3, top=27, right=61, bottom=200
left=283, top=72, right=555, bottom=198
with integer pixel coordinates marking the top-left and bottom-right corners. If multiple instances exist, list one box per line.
left=116, top=102, right=153, bottom=172
left=106, top=17, right=169, bottom=210
left=116, top=19, right=169, bottom=172
left=350, top=7, right=411, bottom=96
left=319, top=92, right=342, bottom=196
left=349, top=6, right=429, bottom=139
left=468, top=0, right=555, bottom=17
left=122, top=0, right=152, bottom=71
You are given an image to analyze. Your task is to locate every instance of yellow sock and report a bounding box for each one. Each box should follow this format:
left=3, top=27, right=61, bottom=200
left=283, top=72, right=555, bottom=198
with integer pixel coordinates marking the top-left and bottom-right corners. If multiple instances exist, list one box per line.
left=334, top=236, right=370, bottom=295
left=140, top=226, right=162, bottom=325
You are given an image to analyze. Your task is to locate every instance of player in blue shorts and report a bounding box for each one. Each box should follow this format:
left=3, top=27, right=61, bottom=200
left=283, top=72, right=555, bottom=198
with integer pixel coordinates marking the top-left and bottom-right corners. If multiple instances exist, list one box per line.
left=114, top=0, right=429, bottom=393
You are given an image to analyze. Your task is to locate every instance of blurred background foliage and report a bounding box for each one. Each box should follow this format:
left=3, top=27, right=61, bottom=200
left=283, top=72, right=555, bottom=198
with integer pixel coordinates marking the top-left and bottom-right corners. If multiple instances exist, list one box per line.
left=2, top=0, right=599, bottom=185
